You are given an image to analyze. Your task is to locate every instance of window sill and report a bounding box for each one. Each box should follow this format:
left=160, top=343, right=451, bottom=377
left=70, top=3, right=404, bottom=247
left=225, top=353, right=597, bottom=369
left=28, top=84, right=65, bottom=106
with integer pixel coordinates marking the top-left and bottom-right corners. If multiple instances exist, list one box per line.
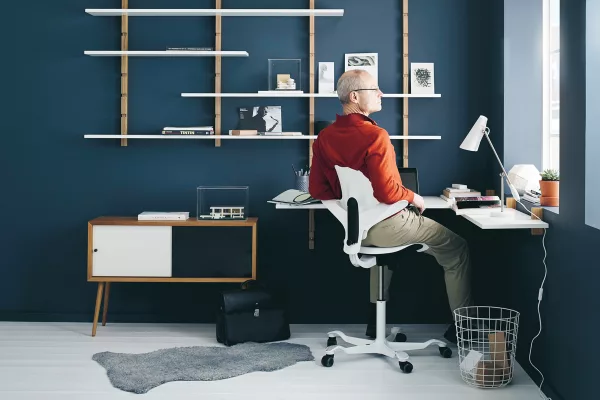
left=516, top=199, right=559, bottom=215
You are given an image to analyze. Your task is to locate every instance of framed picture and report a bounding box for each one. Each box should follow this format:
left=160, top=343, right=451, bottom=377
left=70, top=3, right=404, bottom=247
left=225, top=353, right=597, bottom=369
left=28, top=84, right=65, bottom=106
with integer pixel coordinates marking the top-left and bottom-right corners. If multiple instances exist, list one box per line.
left=345, top=53, right=378, bottom=84
left=318, top=62, right=335, bottom=94
left=238, top=106, right=282, bottom=133
left=411, top=63, right=435, bottom=94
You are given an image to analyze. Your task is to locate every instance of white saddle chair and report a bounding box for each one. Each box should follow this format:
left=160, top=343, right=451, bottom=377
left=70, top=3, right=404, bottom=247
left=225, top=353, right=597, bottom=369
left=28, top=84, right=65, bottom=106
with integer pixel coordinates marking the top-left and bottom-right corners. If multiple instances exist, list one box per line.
left=321, top=166, right=451, bottom=373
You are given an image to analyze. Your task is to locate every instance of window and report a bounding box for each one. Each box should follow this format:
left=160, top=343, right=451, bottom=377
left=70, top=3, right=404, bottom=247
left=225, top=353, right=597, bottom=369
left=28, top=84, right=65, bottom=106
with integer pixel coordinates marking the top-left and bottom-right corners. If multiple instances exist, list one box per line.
left=543, top=0, right=560, bottom=172
left=587, top=0, right=600, bottom=230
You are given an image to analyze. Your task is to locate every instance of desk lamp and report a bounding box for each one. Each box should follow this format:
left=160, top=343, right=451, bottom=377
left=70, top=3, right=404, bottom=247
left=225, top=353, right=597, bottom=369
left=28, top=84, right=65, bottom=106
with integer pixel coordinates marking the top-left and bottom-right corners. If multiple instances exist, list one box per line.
left=460, top=115, right=520, bottom=217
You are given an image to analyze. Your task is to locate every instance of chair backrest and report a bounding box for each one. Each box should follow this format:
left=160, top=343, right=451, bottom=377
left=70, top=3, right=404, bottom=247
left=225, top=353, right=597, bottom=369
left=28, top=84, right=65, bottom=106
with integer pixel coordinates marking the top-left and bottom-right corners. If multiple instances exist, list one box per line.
left=335, top=166, right=380, bottom=213
left=323, top=166, right=409, bottom=268
left=398, top=167, right=419, bottom=194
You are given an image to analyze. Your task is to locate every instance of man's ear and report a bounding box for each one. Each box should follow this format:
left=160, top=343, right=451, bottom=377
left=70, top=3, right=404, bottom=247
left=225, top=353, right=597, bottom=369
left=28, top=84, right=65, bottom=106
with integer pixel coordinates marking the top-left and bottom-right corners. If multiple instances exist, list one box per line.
left=349, top=91, right=358, bottom=104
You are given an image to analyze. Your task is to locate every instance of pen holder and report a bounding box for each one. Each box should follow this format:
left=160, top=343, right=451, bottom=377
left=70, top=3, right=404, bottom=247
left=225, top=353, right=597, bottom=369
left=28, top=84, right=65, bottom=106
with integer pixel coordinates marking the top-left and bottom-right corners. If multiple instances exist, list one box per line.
left=295, top=175, right=309, bottom=192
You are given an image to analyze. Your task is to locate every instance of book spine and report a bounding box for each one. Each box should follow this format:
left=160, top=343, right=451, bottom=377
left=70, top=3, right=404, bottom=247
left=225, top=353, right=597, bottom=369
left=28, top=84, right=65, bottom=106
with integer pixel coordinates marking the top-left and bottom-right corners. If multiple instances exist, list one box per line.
left=162, top=130, right=214, bottom=135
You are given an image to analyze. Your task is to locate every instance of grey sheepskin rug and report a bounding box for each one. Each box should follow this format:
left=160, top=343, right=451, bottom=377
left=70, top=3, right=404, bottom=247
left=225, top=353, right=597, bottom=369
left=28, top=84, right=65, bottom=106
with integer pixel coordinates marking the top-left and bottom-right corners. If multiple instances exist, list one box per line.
left=92, top=342, right=314, bottom=394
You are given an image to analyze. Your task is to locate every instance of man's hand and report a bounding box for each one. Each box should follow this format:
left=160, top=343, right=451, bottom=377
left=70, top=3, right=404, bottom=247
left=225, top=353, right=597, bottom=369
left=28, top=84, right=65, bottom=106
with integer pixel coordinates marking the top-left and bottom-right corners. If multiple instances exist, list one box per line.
left=412, top=193, right=426, bottom=214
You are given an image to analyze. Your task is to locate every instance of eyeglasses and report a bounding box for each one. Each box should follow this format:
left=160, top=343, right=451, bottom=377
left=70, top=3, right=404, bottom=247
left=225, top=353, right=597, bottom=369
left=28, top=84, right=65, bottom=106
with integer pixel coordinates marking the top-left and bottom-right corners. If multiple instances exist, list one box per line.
left=352, top=88, right=380, bottom=92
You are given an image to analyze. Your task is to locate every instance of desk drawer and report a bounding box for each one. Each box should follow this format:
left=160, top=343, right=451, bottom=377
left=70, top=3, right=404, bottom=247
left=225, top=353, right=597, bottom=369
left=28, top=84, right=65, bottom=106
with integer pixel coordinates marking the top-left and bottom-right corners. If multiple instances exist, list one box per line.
left=92, top=225, right=172, bottom=277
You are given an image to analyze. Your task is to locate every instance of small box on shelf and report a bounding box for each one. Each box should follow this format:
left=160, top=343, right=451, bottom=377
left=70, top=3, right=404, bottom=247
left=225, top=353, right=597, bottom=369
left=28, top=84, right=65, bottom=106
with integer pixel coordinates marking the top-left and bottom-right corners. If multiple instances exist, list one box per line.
left=197, top=186, right=249, bottom=221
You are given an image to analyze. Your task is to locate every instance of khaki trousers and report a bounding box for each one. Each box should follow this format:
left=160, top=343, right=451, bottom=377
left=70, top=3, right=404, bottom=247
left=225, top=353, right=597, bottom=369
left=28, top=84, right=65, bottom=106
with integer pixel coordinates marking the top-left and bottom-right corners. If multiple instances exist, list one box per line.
left=362, top=209, right=473, bottom=315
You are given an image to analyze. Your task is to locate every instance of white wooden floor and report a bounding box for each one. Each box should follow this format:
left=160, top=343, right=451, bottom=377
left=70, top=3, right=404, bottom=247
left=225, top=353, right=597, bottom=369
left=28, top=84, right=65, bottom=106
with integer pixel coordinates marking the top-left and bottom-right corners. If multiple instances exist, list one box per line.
left=0, top=322, right=543, bottom=400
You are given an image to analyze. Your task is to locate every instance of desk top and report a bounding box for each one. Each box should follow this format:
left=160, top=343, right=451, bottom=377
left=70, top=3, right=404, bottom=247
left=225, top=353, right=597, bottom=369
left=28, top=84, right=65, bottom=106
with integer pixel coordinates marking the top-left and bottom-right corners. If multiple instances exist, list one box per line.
left=460, top=209, right=548, bottom=229
left=89, top=216, right=258, bottom=227
left=273, top=196, right=549, bottom=230
left=274, top=196, right=451, bottom=210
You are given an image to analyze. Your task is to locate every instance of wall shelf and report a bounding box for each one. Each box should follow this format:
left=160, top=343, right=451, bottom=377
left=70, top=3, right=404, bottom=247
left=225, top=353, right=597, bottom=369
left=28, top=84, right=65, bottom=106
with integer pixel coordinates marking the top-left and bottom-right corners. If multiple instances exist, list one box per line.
left=181, top=92, right=441, bottom=98
left=85, top=9, right=344, bottom=17
left=84, top=134, right=441, bottom=140
left=84, top=50, right=248, bottom=57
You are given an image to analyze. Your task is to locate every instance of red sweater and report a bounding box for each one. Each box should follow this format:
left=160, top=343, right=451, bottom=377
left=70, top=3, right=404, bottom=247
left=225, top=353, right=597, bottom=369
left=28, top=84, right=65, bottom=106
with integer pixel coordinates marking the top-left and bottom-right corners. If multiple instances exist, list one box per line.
left=308, top=113, right=415, bottom=204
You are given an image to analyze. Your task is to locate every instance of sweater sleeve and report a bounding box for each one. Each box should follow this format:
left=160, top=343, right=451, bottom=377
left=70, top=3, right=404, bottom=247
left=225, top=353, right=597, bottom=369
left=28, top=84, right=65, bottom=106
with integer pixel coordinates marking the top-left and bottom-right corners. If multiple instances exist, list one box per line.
left=308, top=140, right=336, bottom=200
left=365, top=130, right=415, bottom=204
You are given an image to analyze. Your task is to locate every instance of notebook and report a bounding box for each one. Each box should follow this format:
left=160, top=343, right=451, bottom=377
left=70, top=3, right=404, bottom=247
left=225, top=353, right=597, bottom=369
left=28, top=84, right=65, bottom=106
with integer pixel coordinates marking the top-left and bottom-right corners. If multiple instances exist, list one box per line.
left=268, top=189, right=320, bottom=205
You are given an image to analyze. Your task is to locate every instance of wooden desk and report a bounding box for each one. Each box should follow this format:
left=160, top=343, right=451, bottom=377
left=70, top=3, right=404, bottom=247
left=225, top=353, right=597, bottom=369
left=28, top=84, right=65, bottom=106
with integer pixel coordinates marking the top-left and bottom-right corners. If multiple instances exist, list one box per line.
left=87, top=216, right=257, bottom=336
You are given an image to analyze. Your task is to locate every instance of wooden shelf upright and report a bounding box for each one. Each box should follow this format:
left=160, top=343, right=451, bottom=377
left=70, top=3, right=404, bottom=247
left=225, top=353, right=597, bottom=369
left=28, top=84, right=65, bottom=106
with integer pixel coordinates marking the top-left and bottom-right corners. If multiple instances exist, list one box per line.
left=121, top=0, right=128, bottom=147
left=402, top=0, right=409, bottom=167
left=215, top=0, right=222, bottom=147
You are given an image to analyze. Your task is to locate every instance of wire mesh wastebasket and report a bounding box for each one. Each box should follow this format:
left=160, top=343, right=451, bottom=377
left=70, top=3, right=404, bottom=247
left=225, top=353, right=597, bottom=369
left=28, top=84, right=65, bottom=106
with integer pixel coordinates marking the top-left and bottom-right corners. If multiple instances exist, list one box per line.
left=454, top=306, right=520, bottom=388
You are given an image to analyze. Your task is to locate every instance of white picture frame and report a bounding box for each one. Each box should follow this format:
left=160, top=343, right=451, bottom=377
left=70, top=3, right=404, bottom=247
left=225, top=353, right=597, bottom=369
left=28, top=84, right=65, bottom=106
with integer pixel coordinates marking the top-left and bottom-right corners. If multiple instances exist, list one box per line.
left=318, top=62, right=335, bottom=94
left=411, top=63, right=435, bottom=94
left=344, top=53, right=378, bottom=85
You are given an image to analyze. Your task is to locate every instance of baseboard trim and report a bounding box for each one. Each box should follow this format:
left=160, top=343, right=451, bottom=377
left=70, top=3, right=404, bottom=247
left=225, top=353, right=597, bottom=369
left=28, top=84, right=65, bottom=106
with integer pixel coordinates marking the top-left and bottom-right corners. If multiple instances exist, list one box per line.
left=0, top=311, right=216, bottom=323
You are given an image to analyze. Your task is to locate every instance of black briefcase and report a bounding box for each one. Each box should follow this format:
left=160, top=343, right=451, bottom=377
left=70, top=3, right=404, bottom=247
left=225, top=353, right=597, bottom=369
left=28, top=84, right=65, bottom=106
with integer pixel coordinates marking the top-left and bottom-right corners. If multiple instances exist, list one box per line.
left=216, top=280, right=290, bottom=346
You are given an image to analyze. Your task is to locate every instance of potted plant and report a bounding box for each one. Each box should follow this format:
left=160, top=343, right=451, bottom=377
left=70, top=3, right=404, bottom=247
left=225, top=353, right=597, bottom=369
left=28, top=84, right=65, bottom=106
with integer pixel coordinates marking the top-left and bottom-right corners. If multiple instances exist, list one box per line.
left=539, top=169, right=559, bottom=206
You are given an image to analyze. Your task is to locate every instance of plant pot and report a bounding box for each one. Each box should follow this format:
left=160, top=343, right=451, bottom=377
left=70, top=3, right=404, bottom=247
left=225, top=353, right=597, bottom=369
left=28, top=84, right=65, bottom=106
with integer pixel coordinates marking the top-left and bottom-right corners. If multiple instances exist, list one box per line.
left=539, top=180, right=559, bottom=206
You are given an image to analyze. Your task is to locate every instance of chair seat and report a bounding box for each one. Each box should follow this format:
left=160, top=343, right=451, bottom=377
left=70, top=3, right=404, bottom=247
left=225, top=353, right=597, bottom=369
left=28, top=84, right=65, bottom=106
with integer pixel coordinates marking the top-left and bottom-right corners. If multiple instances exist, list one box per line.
left=359, top=244, right=414, bottom=255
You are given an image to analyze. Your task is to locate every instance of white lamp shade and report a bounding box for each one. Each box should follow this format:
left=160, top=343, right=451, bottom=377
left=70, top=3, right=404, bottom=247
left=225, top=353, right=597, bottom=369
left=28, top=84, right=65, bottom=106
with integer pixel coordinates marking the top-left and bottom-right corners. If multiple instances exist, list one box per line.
left=460, top=115, right=488, bottom=151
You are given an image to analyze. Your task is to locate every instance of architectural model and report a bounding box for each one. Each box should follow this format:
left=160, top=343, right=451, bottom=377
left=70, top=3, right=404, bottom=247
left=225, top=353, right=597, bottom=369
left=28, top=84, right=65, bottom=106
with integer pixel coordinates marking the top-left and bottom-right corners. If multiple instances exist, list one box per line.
left=199, top=206, right=245, bottom=219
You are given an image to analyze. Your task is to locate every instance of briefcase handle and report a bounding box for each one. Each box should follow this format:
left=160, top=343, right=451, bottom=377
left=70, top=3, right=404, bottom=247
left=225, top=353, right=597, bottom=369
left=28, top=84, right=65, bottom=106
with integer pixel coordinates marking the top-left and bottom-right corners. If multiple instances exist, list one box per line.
left=240, top=279, right=264, bottom=291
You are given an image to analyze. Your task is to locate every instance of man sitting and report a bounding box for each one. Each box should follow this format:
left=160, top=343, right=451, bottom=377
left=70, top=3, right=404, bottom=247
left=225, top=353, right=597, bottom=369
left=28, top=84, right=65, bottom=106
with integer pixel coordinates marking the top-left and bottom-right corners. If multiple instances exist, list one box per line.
left=308, top=69, right=473, bottom=343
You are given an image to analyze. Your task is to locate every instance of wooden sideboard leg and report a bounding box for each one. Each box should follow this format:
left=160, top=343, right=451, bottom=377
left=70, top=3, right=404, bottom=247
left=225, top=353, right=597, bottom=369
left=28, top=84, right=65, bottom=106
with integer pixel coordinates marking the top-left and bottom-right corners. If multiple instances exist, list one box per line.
left=251, top=224, right=257, bottom=280
left=102, top=282, right=111, bottom=326
left=92, top=282, right=105, bottom=337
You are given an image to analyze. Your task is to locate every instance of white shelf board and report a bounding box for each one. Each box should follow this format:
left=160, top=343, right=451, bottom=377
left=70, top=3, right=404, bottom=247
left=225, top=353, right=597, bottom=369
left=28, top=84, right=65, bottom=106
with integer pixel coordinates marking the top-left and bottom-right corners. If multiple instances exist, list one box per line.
left=181, top=93, right=441, bottom=98
left=84, top=134, right=441, bottom=140
left=85, top=9, right=344, bottom=17
left=84, top=51, right=248, bottom=57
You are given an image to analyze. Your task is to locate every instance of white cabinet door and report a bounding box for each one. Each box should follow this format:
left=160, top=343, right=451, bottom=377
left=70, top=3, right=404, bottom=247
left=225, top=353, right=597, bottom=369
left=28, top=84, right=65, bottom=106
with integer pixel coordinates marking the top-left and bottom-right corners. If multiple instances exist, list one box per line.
left=92, top=225, right=172, bottom=277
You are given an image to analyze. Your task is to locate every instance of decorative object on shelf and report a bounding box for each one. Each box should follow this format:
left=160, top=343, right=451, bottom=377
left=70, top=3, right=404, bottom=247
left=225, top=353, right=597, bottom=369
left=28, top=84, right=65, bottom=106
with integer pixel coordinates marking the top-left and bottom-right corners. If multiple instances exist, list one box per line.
left=539, top=169, right=559, bottom=206
left=411, top=63, right=435, bottom=94
left=268, top=59, right=302, bottom=92
left=197, top=186, right=249, bottom=220
left=460, top=115, right=521, bottom=217
left=318, top=62, right=335, bottom=94
left=507, top=164, right=542, bottom=195
left=345, top=53, right=378, bottom=84
left=238, top=106, right=282, bottom=133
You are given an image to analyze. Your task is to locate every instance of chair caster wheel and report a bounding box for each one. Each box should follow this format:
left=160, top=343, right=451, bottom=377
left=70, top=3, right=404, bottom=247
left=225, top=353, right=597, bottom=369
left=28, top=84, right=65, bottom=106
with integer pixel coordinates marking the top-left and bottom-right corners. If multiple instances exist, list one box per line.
left=321, top=354, right=334, bottom=367
left=327, top=337, right=337, bottom=347
left=394, top=332, right=407, bottom=342
left=399, top=361, right=413, bottom=373
left=439, top=346, right=452, bottom=358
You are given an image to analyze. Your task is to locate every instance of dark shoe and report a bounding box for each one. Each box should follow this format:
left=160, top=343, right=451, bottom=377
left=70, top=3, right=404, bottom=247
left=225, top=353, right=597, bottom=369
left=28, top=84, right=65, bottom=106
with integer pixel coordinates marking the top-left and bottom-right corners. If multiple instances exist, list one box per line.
left=443, top=323, right=457, bottom=344
left=365, top=303, right=376, bottom=338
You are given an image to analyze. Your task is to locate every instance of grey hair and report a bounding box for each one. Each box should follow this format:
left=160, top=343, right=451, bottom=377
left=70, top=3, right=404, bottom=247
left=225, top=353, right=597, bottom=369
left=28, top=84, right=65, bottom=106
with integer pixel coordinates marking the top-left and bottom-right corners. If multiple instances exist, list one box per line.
left=337, top=70, right=368, bottom=104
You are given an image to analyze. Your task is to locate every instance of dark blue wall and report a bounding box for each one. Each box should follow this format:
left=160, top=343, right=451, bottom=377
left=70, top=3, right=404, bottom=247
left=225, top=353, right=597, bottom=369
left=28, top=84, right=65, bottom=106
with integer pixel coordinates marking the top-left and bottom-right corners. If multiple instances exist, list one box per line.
left=501, top=1, right=600, bottom=399
left=1, top=0, right=498, bottom=325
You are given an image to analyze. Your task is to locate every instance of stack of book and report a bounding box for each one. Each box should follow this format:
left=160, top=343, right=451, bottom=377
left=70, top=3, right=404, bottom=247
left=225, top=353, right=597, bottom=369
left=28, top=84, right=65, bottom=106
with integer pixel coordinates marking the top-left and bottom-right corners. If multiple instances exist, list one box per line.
left=523, top=189, right=541, bottom=205
left=451, top=196, right=502, bottom=215
left=440, top=184, right=482, bottom=203
left=162, top=126, right=214, bottom=135
left=138, top=212, right=189, bottom=221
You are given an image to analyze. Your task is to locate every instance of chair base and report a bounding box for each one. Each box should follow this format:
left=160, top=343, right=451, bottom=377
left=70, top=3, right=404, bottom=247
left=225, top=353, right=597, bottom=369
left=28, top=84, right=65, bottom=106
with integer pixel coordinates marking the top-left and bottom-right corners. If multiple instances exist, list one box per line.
left=321, top=301, right=451, bottom=373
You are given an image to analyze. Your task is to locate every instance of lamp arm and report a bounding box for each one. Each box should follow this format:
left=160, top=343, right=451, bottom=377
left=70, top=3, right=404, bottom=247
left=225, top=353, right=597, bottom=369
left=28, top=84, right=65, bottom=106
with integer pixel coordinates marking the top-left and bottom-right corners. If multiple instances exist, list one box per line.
left=483, top=128, right=521, bottom=200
